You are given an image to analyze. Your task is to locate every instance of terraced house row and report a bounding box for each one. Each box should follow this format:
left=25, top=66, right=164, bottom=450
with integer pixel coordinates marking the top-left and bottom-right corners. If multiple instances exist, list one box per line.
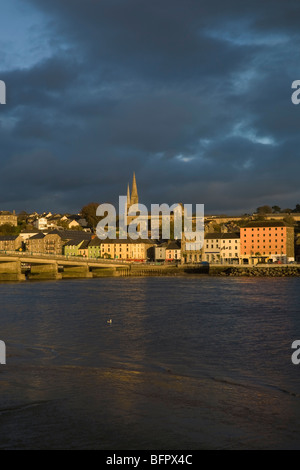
left=0, top=221, right=297, bottom=264
left=65, top=237, right=156, bottom=262
left=182, top=221, right=296, bottom=264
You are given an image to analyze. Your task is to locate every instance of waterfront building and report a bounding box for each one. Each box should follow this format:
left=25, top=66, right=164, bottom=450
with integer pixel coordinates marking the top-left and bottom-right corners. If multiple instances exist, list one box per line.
left=78, top=240, right=90, bottom=257
left=88, top=237, right=102, bottom=259
left=240, top=221, right=295, bottom=264
left=203, top=232, right=240, bottom=264
left=154, top=242, right=168, bottom=262
left=43, top=233, right=63, bottom=255
left=0, top=235, right=22, bottom=252
left=165, top=240, right=181, bottom=262
left=27, top=232, right=64, bottom=255
left=64, top=240, right=86, bottom=257
left=100, top=238, right=155, bottom=261
left=27, top=233, right=45, bottom=253
left=181, top=233, right=203, bottom=264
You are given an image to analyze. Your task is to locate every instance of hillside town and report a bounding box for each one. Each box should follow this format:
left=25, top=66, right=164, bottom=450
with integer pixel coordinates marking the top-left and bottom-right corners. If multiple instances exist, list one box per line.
left=0, top=174, right=300, bottom=265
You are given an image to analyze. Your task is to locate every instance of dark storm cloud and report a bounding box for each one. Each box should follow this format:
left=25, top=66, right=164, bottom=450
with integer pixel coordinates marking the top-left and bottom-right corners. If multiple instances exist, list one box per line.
left=0, top=0, right=300, bottom=213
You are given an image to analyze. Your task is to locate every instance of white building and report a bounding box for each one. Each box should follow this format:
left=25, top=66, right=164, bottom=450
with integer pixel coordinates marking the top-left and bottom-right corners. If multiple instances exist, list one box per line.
left=33, top=217, right=48, bottom=231
left=165, top=240, right=181, bottom=261
left=203, top=233, right=240, bottom=264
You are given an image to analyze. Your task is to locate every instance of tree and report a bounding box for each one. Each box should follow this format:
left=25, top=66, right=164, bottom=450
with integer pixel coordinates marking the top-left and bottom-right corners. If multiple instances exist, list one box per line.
left=256, top=205, right=272, bottom=214
left=0, top=224, right=20, bottom=236
left=18, top=211, right=28, bottom=222
left=272, top=205, right=281, bottom=213
left=81, top=202, right=100, bottom=229
left=283, top=215, right=295, bottom=225
left=293, top=204, right=300, bottom=213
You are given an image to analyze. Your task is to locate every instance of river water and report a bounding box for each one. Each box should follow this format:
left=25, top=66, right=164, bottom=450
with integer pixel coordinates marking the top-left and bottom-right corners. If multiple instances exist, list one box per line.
left=0, top=276, right=300, bottom=450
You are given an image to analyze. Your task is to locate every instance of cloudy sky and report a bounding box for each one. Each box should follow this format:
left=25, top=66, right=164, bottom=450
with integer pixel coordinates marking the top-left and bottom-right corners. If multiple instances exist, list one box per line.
left=0, top=0, right=300, bottom=215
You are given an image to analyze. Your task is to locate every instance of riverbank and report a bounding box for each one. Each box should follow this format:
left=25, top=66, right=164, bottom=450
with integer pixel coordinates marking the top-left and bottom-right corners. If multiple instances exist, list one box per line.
left=209, top=265, right=300, bottom=277
left=0, top=260, right=299, bottom=281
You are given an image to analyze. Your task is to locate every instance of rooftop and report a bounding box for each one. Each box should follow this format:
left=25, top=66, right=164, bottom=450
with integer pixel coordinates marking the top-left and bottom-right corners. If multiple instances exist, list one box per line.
left=205, top=232, right=240, bottom=239
left=241, top=221, right=293, bottom=228
left=0, top=235, right=19, bottom=241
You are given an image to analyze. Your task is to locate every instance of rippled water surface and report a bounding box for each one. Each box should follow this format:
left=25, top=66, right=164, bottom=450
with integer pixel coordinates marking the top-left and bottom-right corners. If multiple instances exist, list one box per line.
left=0, top=276, right=300, bottom=449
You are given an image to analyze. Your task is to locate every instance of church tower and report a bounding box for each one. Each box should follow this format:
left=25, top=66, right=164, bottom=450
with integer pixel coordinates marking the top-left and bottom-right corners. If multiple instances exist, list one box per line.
left=130, top=172, right=139, bottom=206
left=126, top=182, right=131, bottom=215
left=127, top=172, right=139, bottom=225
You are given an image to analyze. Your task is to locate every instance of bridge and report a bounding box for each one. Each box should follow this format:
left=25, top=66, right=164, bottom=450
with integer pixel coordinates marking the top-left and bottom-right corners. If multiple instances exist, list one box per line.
left=0, top=251, right=209, bottom=281
left=0, top=252, right=131, bottom=281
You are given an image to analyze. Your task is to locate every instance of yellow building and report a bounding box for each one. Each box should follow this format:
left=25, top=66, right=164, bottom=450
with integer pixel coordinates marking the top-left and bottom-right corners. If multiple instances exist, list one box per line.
left=101, top=238, right=155, bottom=261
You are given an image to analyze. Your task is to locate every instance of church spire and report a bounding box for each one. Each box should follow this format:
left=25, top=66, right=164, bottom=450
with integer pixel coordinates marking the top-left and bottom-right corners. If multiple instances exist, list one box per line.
left=130, top=172, right=138, bottom=206
left=126, top=183, right=130, bottom=214
left=127, top=182, right=130, bottom=204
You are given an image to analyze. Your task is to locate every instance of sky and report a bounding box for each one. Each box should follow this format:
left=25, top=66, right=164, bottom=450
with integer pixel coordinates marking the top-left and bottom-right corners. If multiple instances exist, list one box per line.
left=0, top=0, right=300, bottom=215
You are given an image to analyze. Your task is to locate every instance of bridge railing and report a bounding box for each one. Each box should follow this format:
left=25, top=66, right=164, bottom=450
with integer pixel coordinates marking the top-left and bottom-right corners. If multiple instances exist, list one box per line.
left=0, top=250, right=130, bottom=265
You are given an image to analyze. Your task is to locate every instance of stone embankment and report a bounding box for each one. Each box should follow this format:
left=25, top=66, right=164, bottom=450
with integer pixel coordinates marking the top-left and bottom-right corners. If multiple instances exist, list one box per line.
left=210, top=265, right=300, bottom=277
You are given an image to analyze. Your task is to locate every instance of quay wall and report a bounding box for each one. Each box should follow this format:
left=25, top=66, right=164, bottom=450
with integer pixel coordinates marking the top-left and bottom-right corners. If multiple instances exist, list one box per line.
left=0, top=254, right=299, bottom=280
